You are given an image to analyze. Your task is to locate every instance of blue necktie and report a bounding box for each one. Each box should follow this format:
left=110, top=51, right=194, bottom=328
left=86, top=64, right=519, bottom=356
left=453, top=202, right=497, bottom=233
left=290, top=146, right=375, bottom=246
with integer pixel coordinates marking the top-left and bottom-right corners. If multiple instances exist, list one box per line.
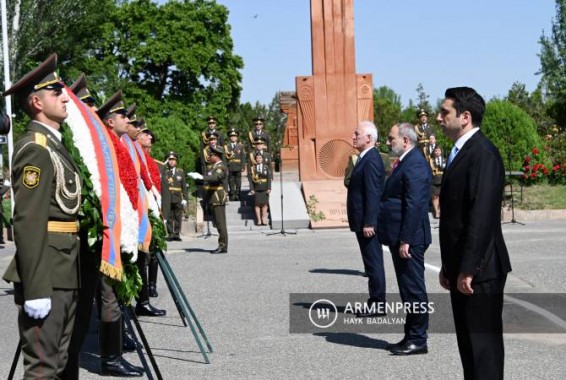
left=447, top=146, right=459, bottom=167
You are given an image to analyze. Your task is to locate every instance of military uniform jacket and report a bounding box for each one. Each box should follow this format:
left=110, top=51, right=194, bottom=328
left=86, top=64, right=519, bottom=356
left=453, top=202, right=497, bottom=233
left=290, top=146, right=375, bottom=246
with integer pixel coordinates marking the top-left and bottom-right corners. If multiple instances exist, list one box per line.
left=162, top=166, right=188, bottom=205
left=202, top=145, right=227, bottom=172
left=248, top=130, right=271, bottom=150
left=3, top=122, right=82, bottom=302
left=224, top=142, right=245, bottom=172
left=249, top=164, right=271, bottom=192
left=203, top=161, right=228, bottom=206
left=248, top=150, right=272, bottom=169
left=200, top=128, right=224, bottom=148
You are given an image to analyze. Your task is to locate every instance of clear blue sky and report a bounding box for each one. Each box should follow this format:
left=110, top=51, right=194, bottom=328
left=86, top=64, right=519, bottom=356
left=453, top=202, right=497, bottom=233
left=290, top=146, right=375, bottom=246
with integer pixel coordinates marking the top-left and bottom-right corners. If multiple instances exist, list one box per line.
left=216, top=0, right=556, bottom=107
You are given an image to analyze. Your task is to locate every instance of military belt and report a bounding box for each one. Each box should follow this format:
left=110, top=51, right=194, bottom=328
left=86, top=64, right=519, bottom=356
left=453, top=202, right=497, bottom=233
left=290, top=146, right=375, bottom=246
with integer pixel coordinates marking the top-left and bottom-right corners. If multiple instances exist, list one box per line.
left=204, top=185, right=223, bottom=190
left=228, top=159, right=241, bottom=163
left=48, top=221, right=79, bottom=233
left=254, top=179, right=268, bottom=183
left=169, top=187, right=182, bottom=192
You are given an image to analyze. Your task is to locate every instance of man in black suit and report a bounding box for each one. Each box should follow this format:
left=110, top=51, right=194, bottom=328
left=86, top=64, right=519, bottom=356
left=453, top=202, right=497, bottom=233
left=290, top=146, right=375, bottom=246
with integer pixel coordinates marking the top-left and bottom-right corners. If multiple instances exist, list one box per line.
left=346, top=121, right=386, bottom=315
left=378, top=123, right=432, bottom=355
left=437, top=87, right=512, bottom=379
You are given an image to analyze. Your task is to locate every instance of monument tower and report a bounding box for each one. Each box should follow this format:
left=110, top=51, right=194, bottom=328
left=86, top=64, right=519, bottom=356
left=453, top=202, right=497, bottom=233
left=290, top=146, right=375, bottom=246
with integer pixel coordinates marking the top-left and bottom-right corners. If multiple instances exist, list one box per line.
left=296, top=0, right=374, bottom=227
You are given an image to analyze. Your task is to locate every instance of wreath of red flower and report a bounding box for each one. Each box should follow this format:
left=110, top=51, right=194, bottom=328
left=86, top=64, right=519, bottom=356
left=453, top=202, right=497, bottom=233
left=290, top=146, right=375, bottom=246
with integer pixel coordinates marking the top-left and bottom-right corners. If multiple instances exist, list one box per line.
left=144, top=150, right=162, bottom=192
left=107, top=130, right=139, bottom=210
left=136, top=149, right=153, bottom=191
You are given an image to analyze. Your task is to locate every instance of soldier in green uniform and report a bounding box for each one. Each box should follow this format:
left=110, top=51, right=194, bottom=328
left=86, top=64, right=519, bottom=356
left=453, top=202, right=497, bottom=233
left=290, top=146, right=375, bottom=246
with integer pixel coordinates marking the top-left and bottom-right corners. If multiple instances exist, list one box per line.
left=202, top=130, right=221, bottom=172
left=201, top=146, right=228, bottom=253
left=201, top=115, right=224, bottom=148
left=248, top=137, right=273, bottom=177
left=248, top=152, right=272, bottom=226
left=248, top=115, right=271, bottom=151
left=415, top=109, right=433, bottom=151
left=97, top=91, right=145, bottom=376
left=224, top=128, right=245, bottom=201
left=162, top=151, right=188, bottom=241
left=2, top=54, right=83, bottom=378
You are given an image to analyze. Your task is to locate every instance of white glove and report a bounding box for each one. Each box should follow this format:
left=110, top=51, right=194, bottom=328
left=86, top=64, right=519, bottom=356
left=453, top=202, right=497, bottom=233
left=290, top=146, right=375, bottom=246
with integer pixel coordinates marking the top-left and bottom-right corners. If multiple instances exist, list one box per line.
left=181, top=200, right=187, bottom=207
left=188, top=172, right=203, bottom=180
left=24, top=298, right=51, bottom=319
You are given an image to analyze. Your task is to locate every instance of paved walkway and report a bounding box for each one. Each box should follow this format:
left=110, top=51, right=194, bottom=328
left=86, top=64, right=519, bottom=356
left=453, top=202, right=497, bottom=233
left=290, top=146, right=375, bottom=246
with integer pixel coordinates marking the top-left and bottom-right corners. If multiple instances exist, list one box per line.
left=0, top=194, right=565, bottom=378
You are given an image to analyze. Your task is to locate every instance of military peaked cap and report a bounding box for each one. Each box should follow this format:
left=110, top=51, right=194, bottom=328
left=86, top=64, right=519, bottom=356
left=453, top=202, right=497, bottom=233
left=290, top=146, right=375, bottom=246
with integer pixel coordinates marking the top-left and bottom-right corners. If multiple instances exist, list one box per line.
left=228, top=128, right=239, bottom=137
left=206, top=115, right=217, bottom=123
left=3, top=53, right=64, bottom=99
left=97, top=90, right=127, bottom=119
left=417, top=109, right=428, bottom=117
left=166, top=151, right=178, bottom=160
left=126, top=103, right=137, bottom=123
left=206, top=130, right=219, bottom=140
left=70, top=73, right=96, bottom=105
left=252, top=115, right=265, bottom=122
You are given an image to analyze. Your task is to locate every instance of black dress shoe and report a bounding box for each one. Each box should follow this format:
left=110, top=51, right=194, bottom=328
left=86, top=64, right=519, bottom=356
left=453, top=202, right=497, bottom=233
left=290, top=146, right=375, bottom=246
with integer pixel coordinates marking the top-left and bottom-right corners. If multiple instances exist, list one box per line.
left=149, top=284, right=158, bottom=298
left=101, top=355, right=144, bottom=377
left=389, top=341, right=428, bottom=355
left=135, top=303, right=166, bottom=317
left=123, top=330, right=137, bottom=352
left=386, top=338, right=407, bottom=350
left=211, top=248, right=228, bottom=254
left=174, top=237, right=182, bottom=241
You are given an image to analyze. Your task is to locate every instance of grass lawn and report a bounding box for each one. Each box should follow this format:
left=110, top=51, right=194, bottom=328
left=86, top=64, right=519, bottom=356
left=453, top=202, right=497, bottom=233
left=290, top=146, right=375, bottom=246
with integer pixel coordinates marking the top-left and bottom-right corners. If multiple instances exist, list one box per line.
left=512, top=183, right=566, bottom=210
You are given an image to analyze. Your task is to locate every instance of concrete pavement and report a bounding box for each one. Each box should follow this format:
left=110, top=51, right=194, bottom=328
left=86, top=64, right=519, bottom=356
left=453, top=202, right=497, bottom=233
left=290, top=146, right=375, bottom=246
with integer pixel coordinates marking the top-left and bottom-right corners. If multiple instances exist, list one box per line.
left=0, top=213, right=565, bottom=378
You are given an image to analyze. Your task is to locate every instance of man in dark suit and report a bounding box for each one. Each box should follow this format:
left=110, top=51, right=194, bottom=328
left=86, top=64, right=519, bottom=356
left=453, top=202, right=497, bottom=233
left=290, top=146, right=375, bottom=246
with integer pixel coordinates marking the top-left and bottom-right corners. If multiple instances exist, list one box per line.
left=378, top=123, right=432, bottom=355
left=437, top=87, right=512, bottom=380
left=346, top=121, right=386, bottom=315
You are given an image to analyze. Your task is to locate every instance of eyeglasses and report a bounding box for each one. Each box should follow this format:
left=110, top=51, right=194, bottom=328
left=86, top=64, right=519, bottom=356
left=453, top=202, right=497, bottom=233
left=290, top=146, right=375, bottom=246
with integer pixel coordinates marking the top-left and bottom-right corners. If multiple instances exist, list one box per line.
left=208, top=122, right=216, bottom=125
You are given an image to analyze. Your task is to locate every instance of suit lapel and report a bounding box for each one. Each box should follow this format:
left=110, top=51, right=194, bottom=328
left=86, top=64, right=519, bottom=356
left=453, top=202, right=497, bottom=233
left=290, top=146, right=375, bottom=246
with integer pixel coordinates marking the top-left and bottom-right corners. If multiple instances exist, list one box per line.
left=443, top=131, right=482, bottom=180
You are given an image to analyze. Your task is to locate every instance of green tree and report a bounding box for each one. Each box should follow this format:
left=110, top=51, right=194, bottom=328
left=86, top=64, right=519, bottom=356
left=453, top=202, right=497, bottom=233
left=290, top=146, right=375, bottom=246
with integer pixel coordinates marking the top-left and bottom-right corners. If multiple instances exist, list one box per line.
left=538, top=0, right=566, bottom=130
left=482, top=100, right=546, bottom=171
left=81, top=0, right=243, bottom=171
left=506, top=82, right=553, bottom=134
left=415, top=83, right=433, bottom=115
left=1, top=0, right=114, bottom=138
left=372, top=86, right=402, bottom=146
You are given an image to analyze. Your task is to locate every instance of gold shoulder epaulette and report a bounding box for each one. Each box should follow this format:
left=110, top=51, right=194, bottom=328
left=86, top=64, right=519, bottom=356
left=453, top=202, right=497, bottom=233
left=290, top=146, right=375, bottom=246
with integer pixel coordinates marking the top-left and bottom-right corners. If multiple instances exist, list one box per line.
left=33, top=133, right=47, bottom=147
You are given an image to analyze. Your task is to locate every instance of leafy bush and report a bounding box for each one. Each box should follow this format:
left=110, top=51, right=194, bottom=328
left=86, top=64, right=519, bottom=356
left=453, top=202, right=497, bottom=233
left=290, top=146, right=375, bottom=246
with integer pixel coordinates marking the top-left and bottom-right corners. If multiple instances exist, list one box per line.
left=482, top=100, right=544, bottom=171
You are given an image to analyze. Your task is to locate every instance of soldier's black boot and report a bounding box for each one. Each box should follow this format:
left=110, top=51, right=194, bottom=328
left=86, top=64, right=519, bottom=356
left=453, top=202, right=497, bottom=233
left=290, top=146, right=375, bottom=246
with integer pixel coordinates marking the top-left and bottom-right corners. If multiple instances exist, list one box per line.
left=135, top=253, right=166, bottom=317
left=122, top=315, right=137, bottom=351
left=148, top=254, right=159, bottom=297
left=99, top=320, right=143, bottom=377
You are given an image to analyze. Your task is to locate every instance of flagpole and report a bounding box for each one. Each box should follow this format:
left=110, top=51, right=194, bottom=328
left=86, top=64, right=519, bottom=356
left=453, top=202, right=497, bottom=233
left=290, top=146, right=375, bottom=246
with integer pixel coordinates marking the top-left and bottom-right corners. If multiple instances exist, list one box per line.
left=1, top=0, right=14, bottom=213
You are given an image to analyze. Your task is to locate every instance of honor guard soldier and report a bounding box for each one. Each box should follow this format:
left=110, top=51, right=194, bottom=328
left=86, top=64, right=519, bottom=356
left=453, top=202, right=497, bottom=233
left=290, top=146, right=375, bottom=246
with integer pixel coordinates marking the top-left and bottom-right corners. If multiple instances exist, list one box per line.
left=2, top=54, right=83, bottom=378
left=201, top=115, right=224, bottom=147
left=249, top=137, right=273, bottom=179
left=248, top=152, right=272, bottom=226
left=193, top=145, right=228, bottom=253
left=248, top=115, right=271, bottom=151
left=415, top=109, right=433, bottom=150
left=224, top=127, right=245, bottom=200
left=162, top=151, right=188, bottom=241
left=97, top=90, right=146, bottom=376
left=429, top=146, right=446, bottom=219
left=202, top=130, right=222, bottom=172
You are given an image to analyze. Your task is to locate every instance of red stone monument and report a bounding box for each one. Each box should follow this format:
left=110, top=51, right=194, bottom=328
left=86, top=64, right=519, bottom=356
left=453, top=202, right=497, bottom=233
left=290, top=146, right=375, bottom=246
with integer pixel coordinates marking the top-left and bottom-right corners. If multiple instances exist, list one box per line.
left=295, top=0, right=373, bottom=228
